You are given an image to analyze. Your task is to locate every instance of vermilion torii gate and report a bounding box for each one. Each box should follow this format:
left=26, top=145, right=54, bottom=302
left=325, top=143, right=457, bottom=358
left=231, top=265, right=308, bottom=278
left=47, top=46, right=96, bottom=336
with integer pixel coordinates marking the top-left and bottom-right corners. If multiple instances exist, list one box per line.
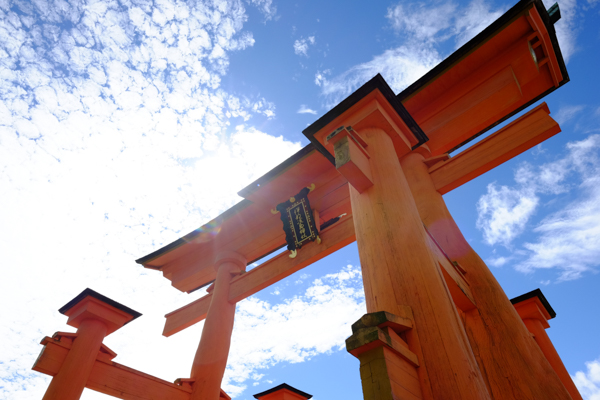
left=33, top=0, right=583, bottom=399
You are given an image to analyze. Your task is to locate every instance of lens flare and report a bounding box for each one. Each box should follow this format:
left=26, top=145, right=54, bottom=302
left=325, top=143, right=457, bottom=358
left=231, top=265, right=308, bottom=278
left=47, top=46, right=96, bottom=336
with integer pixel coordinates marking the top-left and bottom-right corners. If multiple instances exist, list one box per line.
left=186, top=219, right=222, bottom=243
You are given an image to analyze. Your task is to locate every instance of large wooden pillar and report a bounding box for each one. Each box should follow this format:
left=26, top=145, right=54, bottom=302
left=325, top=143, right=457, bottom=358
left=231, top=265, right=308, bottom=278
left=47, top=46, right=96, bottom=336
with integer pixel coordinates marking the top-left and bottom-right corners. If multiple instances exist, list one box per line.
left=400, top=152, right=573, bottom=400
left=348, top=127, right=490, bottom=400
left=190, top=252, right=246, bottom=400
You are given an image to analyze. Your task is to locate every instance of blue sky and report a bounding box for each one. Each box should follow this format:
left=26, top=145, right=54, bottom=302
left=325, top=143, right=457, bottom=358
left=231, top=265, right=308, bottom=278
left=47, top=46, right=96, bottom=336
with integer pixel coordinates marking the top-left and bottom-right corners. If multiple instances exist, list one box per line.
left=1, top=0, right=600, bottom=399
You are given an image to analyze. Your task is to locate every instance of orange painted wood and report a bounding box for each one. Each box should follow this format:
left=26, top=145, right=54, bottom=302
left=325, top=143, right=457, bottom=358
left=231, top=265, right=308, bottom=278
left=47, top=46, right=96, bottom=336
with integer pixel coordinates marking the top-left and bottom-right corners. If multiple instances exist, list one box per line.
left=88, top=361, right=191, bottom=400
left=42, top=319, right=108, bottom=400
left=418, top=66, right=522, bottom=148
left=162, top=168, right=351, bottom=293
left=311, top=92, right=416, bottom=160
left=33, top=340, right=70, bottom=377
left=402, top=6, right=564, bottom=156
left=255, top=388, right=310, bottom=400
left=163, top=215, right=356, bottom=336
left=33, top=336, right=193, bottom=400
left=425, top=230, right=476, bottom=311
left=523, top=318, right=583, bottom=400
left=430, top=102, right=560, bottom=194
left=357, top=345, right=423, bottom=400
left=333, top=135, right=373, bottom=193
left=350, top=127, right=490, bottom=399
left=384, top=347, right=422, bottom=399
left=400, top=152, right=573, bottom=400
left=64, top=296, right=134, bottom=335
left=513, top=298, right=583, bottom=400
left=190, top=252, right=245, bottom=400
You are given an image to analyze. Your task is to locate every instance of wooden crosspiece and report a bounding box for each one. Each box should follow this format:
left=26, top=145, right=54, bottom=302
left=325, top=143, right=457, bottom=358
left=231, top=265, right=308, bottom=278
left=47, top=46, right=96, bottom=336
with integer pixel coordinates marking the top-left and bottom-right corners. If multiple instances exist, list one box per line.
left=134, top=1, right=580, bottom=399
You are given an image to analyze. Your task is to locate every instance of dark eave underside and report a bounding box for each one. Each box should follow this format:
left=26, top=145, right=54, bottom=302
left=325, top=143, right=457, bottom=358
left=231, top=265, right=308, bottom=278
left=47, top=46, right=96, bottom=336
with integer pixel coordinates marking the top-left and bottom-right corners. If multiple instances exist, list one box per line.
left=59, top=288, right=142, bottom=322
left=510, top=288, right=556, bottom=319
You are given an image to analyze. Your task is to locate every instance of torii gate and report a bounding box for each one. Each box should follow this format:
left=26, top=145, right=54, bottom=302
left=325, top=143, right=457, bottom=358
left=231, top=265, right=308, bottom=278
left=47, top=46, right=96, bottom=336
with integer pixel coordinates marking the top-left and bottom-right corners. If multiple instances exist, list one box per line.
left=33, top=0, right=584, bottom=399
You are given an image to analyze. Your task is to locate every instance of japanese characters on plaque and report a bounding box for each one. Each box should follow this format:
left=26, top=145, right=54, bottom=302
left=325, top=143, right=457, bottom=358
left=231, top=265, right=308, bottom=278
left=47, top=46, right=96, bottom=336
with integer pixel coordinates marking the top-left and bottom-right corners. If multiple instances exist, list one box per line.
left=274, top=186, right=321, bottom=258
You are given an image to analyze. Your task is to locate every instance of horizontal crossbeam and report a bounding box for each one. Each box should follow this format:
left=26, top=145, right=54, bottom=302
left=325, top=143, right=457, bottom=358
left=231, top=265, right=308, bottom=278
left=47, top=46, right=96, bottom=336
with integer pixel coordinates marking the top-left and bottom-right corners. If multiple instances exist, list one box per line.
left=429, top=103, right=560, bottom=194
left=163, top=215, right=357, bottom=337
left=33, top=335, right=194, bottom=400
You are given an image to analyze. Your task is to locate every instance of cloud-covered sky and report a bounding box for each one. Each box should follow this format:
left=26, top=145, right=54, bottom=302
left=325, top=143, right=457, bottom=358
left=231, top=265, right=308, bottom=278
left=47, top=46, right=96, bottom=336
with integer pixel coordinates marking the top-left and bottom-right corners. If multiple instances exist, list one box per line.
left=1, top=0, right=600, bottom=399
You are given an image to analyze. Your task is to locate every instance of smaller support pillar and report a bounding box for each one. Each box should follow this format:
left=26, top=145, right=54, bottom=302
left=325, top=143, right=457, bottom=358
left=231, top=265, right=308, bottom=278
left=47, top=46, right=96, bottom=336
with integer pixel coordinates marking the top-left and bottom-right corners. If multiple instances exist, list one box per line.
left=190, top=252, right=246, bottom=400
left=253, top=383, right=312, bottom=400
left=511, top=289, right=583, bottom=400
left=346, top=310, right=422, bottom=400
left=40, top=289, right=141, bottom=400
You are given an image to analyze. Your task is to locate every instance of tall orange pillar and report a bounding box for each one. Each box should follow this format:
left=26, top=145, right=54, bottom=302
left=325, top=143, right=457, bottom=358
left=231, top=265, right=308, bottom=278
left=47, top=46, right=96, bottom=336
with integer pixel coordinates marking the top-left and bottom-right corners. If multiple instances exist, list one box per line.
left=348, top=127, right=490, bottom=400
left=512, top=290, right=583, bottom=400
left=190, top=251, right=246, bottom=400
left=41, top=289, right=141, bottom=400
left=400, top=152, right=573, bottom=400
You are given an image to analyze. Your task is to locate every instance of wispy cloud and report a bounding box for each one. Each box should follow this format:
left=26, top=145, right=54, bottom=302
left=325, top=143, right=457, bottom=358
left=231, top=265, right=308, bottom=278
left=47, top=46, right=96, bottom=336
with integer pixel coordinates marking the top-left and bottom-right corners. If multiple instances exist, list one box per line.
left=543, top=0, right=579, bottom=62
left=316, top=45, right=441, bottom=107
left=554, top=104, right=585, bottom=125
left=246, top=0, right=278, bottom=21
left=386, top=2, right=457, bottom=43
left=487, top=256, right=512, bottom=267
left=476, top=134, right=600, bottom=281
left=297, top=104, right=317, bottom=115
left=0, top=0, right=301, bottom=398
left=477, top=183, right=539, bottom=247
left=573, top=357, right=600, bottom=399
left=223, top=265, right=365, bottom=397
left=517, top=135, right=600, bottom=280
left=293, top=36, right=315, bottom=57
left=317, top=0, right=505, bottom=105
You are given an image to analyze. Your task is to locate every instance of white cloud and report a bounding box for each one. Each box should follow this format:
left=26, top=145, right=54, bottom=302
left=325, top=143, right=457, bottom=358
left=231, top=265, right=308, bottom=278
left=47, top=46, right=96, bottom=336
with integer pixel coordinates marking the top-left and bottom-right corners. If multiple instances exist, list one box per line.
left=317, top=45, right=441, bottom=107
left=543, top=0, right=578, bottom=62
left=246, top=0, right=277, bottom=21
left=451, top=0, right=504, bottom=48
left=477, top=183, right=539, bottom=246
left=314, top=69, right=330, bottom=87
left=0, top=0, right=302, bottom=399
left=573, top=357, right=600, bottom=399
left=297, top=104, right=317, bottom=115
left=477, top=134, right=600, bottom=281
left=319, top=0, right=504, bottom=105
left=223, top=265, right=365, bottom=397
left=487, top=256, right=512, bottom=267
left=293, top=36, right=315, bottom=57
left=387, top=2, right=457, bottom=42
left=554, top=104, right=585, bottom=125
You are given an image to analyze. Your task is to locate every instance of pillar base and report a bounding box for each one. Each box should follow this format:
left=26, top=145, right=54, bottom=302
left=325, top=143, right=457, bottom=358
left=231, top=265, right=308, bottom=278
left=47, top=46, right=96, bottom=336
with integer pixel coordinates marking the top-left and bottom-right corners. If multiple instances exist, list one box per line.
left=346, top=310, right=423, bottom=400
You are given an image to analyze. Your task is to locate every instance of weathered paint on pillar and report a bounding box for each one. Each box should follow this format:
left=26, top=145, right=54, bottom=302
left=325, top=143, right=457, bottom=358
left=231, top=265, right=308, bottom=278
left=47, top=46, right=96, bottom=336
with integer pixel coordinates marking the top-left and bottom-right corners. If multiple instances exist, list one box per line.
left=42, top=318, right=108, bottom=400
left=400, top=152, right=573, bottom=400
left=349, top=127, right=491, bottom=400
left=191, top=251, right=246, bottom=400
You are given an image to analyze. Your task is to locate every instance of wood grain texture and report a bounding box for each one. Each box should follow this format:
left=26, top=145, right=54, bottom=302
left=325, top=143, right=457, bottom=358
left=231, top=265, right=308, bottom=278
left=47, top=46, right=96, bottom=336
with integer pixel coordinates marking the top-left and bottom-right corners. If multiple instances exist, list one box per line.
left=430, top=102, right=560, bottom=194
left=401, top=151, right=573, bottom=400
left=41, top=319, right=108, bottom=400
left=350, top=127, right=490, bottom=400
left=33, top=337, right=192, bottom=400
